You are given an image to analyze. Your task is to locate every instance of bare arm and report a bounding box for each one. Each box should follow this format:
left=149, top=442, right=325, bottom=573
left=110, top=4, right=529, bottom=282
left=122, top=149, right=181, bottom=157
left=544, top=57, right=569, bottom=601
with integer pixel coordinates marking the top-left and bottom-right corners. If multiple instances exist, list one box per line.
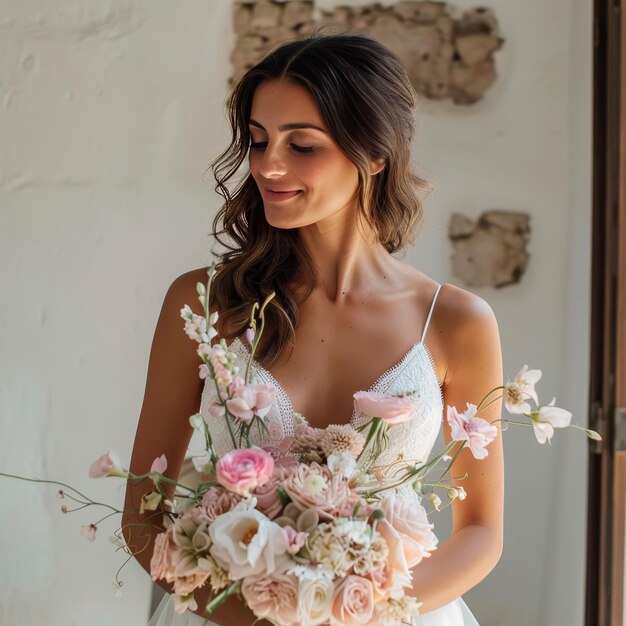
left=120, top=270, right=208, bottom=595
left=120, top=268, right=265, bottom=625
left=408, top=287, right=505, bottom=613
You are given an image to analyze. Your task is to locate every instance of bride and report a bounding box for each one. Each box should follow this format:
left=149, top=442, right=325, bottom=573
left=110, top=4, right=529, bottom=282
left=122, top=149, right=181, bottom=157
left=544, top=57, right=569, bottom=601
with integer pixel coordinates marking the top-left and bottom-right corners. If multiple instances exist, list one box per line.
left=122, top=30, right=504, bottom=626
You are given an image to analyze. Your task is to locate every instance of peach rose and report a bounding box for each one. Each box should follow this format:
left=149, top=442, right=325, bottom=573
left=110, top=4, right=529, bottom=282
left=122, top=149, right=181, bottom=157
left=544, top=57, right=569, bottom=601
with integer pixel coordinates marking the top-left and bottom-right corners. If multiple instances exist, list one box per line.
left=331, top=575, right=374, bottom=626
left=215, top=446, right=275, bottom=496
left=254, top=468, right=287, bottom=519
left=242, top=574, right=299, bottom=626
left=200, top=487, right=241, bottom=523
left=353, top=391, right=417, bottom=425
left=380, top=490, right=438, bottom=568
left=150, top=526, right=177, bottom=583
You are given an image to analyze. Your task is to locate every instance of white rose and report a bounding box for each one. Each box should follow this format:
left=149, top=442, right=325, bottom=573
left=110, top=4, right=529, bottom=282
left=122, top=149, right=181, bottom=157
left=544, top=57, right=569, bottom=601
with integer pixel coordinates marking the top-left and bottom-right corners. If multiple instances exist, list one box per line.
left=209, top=507, right=291, bottom=579
left=297, top=574, right=334, bottom=626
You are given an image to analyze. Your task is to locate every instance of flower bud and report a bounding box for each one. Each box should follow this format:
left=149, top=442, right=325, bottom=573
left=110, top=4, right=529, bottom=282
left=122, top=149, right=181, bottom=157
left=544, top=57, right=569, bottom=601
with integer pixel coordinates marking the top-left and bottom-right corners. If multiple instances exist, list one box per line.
left=428, top=493, right=442, bottom=511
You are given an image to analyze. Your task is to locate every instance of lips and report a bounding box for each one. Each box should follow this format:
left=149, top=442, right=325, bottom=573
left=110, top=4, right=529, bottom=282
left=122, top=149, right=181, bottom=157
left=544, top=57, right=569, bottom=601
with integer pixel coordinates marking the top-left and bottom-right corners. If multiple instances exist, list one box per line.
left=264, top=188, right=302, bottom=201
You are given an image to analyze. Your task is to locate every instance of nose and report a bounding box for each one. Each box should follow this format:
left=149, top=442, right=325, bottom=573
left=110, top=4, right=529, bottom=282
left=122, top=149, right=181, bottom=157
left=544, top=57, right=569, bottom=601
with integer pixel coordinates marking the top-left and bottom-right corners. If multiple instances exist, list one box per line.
left=252, top=140, right=289, bottom=178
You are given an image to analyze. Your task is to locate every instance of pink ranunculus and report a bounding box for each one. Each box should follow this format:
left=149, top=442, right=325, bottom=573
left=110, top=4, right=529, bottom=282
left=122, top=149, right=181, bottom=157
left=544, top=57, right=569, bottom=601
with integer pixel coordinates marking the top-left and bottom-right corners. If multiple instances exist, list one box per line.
left=225, top=383, right=276, bottom=423
left=353, top=391, right=417, bottom=425
left=88, top=449, right=128, bottom=478
left=446, top=402, right=498, bottom=460
left=381, top=490, right=438, bottom=568
left=215, top=446, right=275, bottom=496
left=331, top=575, right=375, bottom=626
left=241, top=574, right=299, bottom=626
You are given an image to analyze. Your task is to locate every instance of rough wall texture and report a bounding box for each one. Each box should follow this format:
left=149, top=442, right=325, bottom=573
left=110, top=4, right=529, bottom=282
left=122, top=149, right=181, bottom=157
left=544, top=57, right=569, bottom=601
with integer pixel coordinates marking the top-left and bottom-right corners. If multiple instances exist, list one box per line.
left=231, top=0, right=504, bottom=104
left=449, top=210, right=531, bottom=287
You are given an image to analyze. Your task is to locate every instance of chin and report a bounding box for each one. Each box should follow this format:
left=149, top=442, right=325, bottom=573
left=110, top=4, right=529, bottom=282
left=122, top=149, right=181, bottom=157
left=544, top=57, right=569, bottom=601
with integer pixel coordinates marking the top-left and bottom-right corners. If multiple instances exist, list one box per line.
left=263, top=208, right=301, bottom=230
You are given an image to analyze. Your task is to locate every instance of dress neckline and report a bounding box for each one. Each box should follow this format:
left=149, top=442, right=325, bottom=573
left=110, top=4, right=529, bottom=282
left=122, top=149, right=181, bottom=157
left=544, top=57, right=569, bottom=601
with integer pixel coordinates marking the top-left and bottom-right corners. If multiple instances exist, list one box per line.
left=229, top=336, right=440, bottom=429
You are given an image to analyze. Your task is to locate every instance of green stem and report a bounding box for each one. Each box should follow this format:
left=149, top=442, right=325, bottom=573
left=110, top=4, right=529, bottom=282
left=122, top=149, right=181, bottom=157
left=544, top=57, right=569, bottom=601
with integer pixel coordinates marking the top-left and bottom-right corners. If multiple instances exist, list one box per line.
left=0, top=473, right=120, bottom=512
left=204, top=580, right=242, bottom=618
left=436, top=441, right=465, bottom=482
left=475, top=386, right=505, bottom=413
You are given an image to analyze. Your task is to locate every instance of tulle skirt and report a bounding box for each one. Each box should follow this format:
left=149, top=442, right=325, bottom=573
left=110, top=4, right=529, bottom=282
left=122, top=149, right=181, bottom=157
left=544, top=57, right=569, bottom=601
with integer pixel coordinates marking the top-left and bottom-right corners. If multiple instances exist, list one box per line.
left=147, top=591, right=480, bottom=625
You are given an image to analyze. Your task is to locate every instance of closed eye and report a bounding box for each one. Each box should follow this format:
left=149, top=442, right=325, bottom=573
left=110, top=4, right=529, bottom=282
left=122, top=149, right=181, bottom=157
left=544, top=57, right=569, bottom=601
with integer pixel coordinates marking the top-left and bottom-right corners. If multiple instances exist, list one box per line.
left=249, top=142, right=314, bottom=154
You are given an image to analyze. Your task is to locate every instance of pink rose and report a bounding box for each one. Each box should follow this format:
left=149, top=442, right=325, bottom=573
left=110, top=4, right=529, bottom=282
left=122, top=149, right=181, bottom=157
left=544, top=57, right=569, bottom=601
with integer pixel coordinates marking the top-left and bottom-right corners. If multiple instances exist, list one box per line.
left=331, top=575, right=374, bottom=626
left=88, top=449, right=128, bottom=478
left=381, top=490, right=438, bottom=568
left=447, top=402, right=498, bottom=459
left=226, top=383, right=276, bottom=423
left=353, top=391, right=416, bottom=425
left=254, top=468, right=287, bottom=519
left=200, top=487, right=241, bottom=522
left=241, top=574, right=299, bottom=626
left=215, top=446, right=275, bottom=496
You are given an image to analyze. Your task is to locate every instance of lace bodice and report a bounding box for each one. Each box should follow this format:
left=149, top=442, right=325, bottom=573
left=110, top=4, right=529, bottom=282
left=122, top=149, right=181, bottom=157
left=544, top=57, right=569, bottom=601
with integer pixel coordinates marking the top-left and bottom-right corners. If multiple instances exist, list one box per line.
left=192, top=284, right=445, bottom=467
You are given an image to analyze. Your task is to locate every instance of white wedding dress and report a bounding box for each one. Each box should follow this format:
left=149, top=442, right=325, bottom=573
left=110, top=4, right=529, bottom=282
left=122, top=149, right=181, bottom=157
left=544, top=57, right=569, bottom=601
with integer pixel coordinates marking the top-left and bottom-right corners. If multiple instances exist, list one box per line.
left=148, top=283, right=480, bottom=626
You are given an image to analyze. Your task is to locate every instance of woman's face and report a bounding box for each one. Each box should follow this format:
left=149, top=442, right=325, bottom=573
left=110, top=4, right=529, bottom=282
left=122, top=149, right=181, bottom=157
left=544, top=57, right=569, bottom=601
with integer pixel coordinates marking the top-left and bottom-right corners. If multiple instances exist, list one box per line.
left=248, top=78, right=379, bottom=230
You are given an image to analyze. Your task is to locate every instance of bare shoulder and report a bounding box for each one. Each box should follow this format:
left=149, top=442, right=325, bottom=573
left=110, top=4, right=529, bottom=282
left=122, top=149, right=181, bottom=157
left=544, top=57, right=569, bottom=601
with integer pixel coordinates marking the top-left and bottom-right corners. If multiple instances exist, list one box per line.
left=171, top=266, right=211, bottom=295
left=436, top=282, right=498, bottom=329
left=432, top=282, right=501, bottom=385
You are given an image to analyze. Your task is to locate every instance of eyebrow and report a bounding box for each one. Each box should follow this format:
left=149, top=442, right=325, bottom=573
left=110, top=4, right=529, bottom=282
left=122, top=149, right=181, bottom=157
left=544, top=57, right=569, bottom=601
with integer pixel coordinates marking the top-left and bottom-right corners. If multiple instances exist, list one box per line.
left=248, top=118, right=327, bottom=134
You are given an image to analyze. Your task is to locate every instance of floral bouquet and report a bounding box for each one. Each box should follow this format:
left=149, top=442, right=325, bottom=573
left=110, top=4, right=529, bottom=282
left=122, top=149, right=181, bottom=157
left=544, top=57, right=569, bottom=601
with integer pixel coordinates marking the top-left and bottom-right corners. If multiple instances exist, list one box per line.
left=0, top=263, right=601, bottom=626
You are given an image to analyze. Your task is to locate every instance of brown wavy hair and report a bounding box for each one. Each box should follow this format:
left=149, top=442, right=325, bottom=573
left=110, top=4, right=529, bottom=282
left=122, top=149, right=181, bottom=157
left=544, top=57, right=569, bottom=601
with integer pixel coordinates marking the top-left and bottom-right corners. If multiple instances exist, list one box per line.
left=206, top=28, right=433, bottom=367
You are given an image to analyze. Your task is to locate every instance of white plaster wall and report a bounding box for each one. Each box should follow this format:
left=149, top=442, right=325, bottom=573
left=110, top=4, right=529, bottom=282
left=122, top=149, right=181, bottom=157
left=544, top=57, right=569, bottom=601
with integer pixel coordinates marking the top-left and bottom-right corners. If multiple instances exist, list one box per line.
left=0, top=1, right=592, bottom=625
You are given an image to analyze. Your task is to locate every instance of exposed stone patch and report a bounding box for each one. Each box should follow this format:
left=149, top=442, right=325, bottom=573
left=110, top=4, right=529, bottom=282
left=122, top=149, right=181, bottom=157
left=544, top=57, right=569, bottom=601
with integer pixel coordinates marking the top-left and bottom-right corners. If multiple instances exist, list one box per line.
left=230, top=1, right=504, bottom=104
left=449, top=210, right=530, bottom=288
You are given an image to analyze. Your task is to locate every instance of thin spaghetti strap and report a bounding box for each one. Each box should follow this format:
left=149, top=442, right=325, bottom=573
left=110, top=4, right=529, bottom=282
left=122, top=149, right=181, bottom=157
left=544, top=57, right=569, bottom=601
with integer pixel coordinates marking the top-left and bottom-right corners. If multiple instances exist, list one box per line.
left=420, top=283, right=443, bottom=344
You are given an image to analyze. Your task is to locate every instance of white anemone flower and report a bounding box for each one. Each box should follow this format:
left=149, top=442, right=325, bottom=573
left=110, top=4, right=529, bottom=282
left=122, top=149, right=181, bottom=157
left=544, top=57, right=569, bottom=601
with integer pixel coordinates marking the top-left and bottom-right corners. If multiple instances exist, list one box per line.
left=504, top=364, right=542, bottom=414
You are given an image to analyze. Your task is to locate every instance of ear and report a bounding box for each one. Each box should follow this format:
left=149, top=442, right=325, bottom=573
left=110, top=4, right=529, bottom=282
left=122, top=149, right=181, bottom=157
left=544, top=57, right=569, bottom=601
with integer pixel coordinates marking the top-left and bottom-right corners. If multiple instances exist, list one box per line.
left=369, top=158, right=385, bottom=176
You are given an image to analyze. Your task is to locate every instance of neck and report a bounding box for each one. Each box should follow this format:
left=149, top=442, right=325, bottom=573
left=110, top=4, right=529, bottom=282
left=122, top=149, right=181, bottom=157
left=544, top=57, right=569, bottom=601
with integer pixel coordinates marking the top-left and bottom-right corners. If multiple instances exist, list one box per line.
left=296, top=209, right=394, bottom=303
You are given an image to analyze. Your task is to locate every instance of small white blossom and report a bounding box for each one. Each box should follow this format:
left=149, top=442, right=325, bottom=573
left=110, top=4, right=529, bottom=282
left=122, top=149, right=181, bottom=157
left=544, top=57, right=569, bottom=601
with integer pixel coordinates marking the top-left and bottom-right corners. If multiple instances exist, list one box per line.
left=504, top=364, right=542, bottom=414
left=326, top=451, right=357, bottom=479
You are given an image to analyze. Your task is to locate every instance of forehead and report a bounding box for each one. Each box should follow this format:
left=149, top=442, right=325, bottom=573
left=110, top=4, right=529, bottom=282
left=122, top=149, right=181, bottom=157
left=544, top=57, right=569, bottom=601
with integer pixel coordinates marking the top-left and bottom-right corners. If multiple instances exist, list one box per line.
left=249, top=79, right=326, bottom=130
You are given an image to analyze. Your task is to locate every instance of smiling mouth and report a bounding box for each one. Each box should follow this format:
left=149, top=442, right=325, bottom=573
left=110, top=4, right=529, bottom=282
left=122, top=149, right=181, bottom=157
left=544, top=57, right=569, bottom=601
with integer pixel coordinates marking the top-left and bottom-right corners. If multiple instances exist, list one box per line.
left=264, top=189, right=302, bottom=201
